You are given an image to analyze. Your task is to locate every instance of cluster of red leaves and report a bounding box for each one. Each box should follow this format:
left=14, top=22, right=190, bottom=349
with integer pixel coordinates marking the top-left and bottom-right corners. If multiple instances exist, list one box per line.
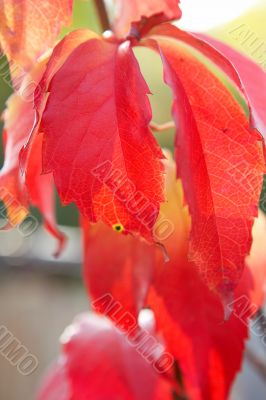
left=0, top=0, right=266, bottom=399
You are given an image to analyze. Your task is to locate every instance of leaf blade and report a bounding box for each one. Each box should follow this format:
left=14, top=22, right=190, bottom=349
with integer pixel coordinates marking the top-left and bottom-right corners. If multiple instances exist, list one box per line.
left=144, top=36, right=265, bottom=296
left=40, top=37, right=165, bottom=240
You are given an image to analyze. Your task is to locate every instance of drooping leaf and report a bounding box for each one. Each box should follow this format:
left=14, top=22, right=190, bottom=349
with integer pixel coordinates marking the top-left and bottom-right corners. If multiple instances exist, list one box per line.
left=145, top=24, right=266, bottom=143
left=143, top=36, right=265, bottom=298
left=0, top=62, right=65, bottom=254
left=110, top=0, right=182, bottom=38
left=25, top=131, right=65, bottom=256
left=147, top=209, right=247, bottom=400
left=37, top=312, right=174, bottom=400
left=0, top=0, right=73, bottom=78
left=82, top=218, right=154, bottom=319
left=39, top=36, right=165, bottom=240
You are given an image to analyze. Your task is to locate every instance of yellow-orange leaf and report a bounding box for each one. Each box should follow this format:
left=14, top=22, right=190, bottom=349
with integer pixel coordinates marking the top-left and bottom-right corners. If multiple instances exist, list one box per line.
left=0, top=0, right=73, bottom=77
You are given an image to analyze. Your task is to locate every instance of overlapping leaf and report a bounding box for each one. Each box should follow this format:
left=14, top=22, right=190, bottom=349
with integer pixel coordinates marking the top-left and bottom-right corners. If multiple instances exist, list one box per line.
left=0, top=0, right=73, bottom=77
left=39, top=36, right=165, bottom=240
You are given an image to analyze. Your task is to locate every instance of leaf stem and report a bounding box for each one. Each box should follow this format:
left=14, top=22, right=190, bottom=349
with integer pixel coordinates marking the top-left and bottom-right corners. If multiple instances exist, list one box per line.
left=150, top=121, right=175, bottom=132
left=93, top=0, right=111, bottom=32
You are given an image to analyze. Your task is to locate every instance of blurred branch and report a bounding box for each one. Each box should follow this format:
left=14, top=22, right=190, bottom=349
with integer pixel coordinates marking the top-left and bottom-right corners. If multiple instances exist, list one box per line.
left=93, top=0, right=110, bottom=32
left=150, top=121, right=175, bottom=132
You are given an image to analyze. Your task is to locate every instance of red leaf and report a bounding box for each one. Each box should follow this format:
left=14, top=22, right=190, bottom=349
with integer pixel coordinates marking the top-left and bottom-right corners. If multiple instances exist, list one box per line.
left=82, top=218, right=154, bottom=318
left=143, top=36, right=265, bottom=298
left=145, top=24, right=266, bottom=143
left=0, top=0, right=73, bottom=77
left=0, top=62, right=65, bottom=254
left=37, top=312, right=174, bottom=400
left=39, top=36, right=165, bottom=240
left=147, top=237, right=247, bottom=399
left=111, top=0, right=182, bottom=38
left=26, top=132, right=66, bottom=256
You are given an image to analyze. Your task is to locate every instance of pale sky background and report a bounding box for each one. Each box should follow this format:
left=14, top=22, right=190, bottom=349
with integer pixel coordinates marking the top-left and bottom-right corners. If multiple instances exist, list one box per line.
left=178, top=0, right=262, bottom=31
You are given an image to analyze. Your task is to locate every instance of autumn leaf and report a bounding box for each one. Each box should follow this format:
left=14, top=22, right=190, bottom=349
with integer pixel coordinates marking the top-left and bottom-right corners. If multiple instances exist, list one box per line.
left=110, top=0, right=182, bottom=38
left=0, top=95, right=31, bottom=227
left=37, top=312, right=174, bottom=400
left=25, top=131, right=66, bottom=256
left=141, top=35, right=265, bottom=299
left=0, top=61, right=65, bottom=255
left=0, top=0, right=73, bottom=78
left=39, top=36, right=165, bottom=240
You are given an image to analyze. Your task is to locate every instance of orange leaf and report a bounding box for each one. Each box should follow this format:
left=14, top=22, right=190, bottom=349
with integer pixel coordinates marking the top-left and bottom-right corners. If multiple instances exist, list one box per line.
left=0, top=0, right=73, bottom=78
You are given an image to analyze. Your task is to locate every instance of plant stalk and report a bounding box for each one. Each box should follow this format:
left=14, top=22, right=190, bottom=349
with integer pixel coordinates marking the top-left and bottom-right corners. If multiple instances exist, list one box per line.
left=93, top=0, right=111, bottom=32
